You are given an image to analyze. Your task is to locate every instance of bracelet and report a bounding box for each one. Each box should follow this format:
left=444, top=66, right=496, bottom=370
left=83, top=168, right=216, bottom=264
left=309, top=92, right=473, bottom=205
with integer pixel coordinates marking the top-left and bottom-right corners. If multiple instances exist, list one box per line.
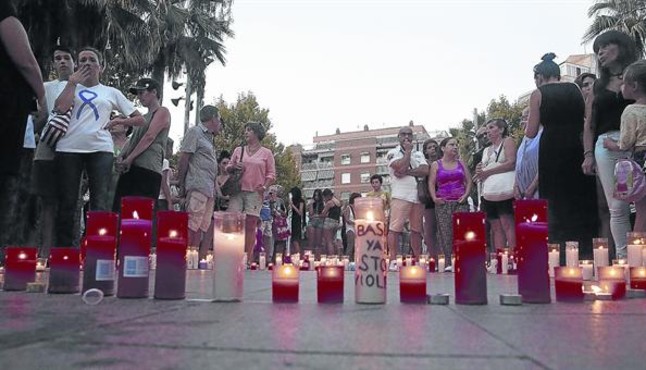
left=583, top=150, right=594, bottom=157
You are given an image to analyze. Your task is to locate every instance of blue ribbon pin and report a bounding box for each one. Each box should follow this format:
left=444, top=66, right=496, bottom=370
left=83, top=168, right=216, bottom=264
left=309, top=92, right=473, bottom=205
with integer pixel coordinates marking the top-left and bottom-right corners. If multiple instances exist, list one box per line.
left=76, top=90, right=100, bottom=121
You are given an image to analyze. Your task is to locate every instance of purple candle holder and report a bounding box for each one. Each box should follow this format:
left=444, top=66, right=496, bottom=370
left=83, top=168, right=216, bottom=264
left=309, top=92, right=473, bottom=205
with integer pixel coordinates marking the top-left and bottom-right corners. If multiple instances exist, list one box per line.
left=514, top=199, right=550, bottom=303
left=453, top=212, right=487, bottom=305
left=399, top=265, right=427, bottom=304
left=117, top=198, right=154, bottom=298
left=48, top=247, right=80, bottom=294
left=154, top=211, right=188, bottom=300
left=554, top=267, right=584, bottom=302
left=3, top=247, right=37, bottom=291
left=317, top=265, right=344, bottom=303
left=83, top=211, right=118, bottom=296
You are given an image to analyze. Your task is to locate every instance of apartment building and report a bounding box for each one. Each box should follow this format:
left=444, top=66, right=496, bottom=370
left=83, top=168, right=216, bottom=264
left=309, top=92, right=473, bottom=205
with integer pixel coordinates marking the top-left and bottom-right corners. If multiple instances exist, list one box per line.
left=292, top=123, right=442, bottom=200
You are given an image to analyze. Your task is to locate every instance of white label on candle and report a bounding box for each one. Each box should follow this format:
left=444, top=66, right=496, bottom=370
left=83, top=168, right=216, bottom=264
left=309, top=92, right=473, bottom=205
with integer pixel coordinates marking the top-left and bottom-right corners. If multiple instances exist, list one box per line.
left=96, top=259, right=115, bottom=281
left=123, top=256, right=149, bottom=278
left=355, top=220, right=387, bottom=303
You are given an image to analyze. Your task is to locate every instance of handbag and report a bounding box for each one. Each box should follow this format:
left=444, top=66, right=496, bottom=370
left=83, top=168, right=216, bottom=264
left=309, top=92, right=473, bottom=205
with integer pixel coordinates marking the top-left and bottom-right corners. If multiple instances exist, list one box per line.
left=614, top=158, right=646, bottom=203
left=40, top=106, right=73, bottom=148
left=220, top=146, right=244, bottom=196
left=417, top=176, right=432, bottom=204
left=482, top=140, right=515, bottom=201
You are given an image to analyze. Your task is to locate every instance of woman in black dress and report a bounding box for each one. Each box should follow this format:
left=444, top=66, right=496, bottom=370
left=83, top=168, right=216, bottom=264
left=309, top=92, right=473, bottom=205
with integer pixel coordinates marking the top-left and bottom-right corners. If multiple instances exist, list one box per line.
left=525, top=53, right=598, bottom=258
left=289, top=186, right=305, bottom=255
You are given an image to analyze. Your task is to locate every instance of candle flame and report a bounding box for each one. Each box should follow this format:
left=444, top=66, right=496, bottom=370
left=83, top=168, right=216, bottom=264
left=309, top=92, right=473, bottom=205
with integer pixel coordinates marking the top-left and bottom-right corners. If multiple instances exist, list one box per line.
left=590, top=285, right=602, bottom=294
left=464, top=231, right=476, bottom=241
left=640, top=270, right=646, bottom=277
left=63, top=256, right=69, bottom=260
left=18, top=252, right=27, bottom=260
left=531, top=214, right=538, bottom=222
left=366, top=211, right=375, bottom=221
left=169, top=230, right=178, bottom=238
left=133, top=211, right=140, bottom=220
left=98, top=228, right=107, bottom=236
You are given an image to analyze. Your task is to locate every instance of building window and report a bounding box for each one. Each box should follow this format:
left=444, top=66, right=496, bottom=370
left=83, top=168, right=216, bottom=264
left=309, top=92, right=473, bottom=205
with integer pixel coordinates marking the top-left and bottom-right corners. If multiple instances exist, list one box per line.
left=340, top=192, right=350, bottom=200
left=360, top=173, right=371, bottom=183
left=341, top=173, right=351, bottom=184
left=341, top=154, right=351, bottom=165
left=360, top=152, right=370, bottom=163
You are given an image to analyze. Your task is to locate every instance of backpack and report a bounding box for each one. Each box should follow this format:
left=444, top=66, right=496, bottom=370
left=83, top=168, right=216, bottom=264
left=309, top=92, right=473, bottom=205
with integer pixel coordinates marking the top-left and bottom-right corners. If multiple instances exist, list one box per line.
left=614, top=158, right=646, bottom=203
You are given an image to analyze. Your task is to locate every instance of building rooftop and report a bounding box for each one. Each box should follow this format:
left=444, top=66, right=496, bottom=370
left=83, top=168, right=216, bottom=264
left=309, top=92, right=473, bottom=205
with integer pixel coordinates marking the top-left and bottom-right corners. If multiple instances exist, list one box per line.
left=313, top=124, right=429, bottom=143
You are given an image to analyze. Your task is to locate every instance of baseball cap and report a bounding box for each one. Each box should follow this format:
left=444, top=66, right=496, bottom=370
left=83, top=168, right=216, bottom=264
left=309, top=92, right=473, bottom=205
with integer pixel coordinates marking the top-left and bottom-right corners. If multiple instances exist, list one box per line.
left=128, top=78, right=160, bottom=95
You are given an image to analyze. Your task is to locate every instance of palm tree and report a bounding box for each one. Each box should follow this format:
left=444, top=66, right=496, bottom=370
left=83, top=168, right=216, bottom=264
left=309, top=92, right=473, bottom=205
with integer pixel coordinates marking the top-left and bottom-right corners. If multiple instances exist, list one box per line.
left=583, top=0, right=646, bottom=56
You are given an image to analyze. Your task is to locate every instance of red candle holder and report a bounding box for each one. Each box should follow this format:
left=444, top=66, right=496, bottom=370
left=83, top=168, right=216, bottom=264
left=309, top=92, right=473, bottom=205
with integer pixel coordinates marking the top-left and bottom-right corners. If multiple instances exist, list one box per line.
left=554, top=267, right=583, bottom=302
left=453, top=212, right=487, bottom=305
left=597, top=266, right=627, bottom=299
left=273, top=264, right=299, bottom=303
left=154, top=211, right=188, bottom=300
left=399, top=265, right=427, bottom=303
left=3, top=247, right=37, bottom=291
left=317, top=265, right=344, bottom=303
left=117, top=209, right=153, bottom=298
left=514, top=199, right=550, bottom=303
left=630, top=267, right=646, bottom=290
left=83, top=211, right=118, bottom=296
left=120, top=196, right=155, bottom=221
left=48, top=247, right=80, bottom=294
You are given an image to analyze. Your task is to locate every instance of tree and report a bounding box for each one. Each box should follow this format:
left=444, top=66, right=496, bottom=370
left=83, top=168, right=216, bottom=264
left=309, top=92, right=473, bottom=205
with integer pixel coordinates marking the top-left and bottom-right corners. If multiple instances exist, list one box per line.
left=583, top=0, right=646, bottom=57
left=486, top=95, right=527, bottom=144
left=213, top=92, right=302, bottom=194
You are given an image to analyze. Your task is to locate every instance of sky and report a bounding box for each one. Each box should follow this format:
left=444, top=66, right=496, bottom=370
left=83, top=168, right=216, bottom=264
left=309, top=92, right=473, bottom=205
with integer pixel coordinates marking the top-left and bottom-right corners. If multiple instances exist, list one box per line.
left=166, top=0, right=597, bottom=147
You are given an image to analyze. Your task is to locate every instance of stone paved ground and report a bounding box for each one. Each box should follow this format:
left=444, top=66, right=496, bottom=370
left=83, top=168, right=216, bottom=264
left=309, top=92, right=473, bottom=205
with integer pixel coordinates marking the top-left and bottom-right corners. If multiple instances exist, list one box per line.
left=1, top=270, right=645, bottom=370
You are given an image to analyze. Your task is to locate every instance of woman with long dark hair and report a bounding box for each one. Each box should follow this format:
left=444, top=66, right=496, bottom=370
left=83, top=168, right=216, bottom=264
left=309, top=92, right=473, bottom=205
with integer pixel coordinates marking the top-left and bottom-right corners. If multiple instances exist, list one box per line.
left=307, top=188, right=324, bottom=256
left=289, top=186, right=305, bottom=255
left=422, top=138, right=441, bottom=259
left=581, top=31, right=638, bottom=259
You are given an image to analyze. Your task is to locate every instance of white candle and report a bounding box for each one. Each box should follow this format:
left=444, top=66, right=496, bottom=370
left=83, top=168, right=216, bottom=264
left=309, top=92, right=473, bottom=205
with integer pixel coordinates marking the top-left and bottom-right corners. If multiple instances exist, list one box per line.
left=593, top=246, right=609, bottom=278
left=642, top=248, right=646, bottom=267
left=259, top=252, right=266, bottom=270
left=580, top=260, right=593, bottom=281
left=396, top=255, right=403, bottom=270
left=548, top=246, right=559, bottom=278
left=212, top=213, right=246, bottom=302
left=438, top=256, right=446, bottom=273
left=343, top=256, right=350, bottom=270
left=320, top=254, right=327, bottom=266
left=354, top=219, right=387, bottom=304
left=419, top=255, right=427, bottom=271
left=612, top=259, right=630, bottom=281
left=565, top=241, right=579, bottom=267
left=501, top=251, right=509, bottom=275
left=405, top=255, right=412, bottom=267
left=275, top=253, right=283, bottom=267
left=626, top=232, right=645, bottom=267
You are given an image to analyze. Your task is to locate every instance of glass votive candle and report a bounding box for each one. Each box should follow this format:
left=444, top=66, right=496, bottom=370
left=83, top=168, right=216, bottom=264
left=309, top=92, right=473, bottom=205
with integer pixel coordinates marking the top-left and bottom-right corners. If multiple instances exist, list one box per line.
left=630, top=267, right=646, bottom=290
left=399, top=265, right=427, bottom=303
left=317, top=265, right=344, bottom=303
left=565, top=241, right=579, bottom=267
left=3, top=247, right=38, bottom=291
left=554, top=266, right=583, bottom=302
left=548, top=244, right=560, bottom=278
left=597, top=266, right=627, bottom=300
left=626, top=232, right=646, bottom=267
left=580, top=260, right=594, bottom=281
left=273, top=264, right=299, bottom=303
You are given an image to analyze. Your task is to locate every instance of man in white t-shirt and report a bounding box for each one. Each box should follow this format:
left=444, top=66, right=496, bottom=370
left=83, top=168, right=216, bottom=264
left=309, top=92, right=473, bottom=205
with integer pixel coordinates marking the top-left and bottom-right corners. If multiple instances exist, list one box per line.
left=386, top=126, right=429, bottom=260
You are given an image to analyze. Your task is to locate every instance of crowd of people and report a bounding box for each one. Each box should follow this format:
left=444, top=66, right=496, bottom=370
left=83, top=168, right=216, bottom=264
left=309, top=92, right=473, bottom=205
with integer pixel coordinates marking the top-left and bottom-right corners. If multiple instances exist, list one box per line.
left=2, top=0, right=645, bottom=269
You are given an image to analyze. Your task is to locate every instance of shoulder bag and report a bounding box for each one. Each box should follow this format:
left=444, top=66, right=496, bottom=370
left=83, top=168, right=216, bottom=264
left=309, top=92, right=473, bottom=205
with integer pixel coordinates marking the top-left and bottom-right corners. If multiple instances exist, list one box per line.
left=482, top=139, right=515, bottom=201
left=40, top=106, right=73, bottom=148
left=220, top=146, right=245, bottom=197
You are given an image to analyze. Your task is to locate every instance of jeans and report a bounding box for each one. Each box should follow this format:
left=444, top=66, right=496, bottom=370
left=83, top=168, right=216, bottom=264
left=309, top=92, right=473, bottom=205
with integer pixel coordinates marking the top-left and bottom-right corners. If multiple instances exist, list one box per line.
left=55, top=152, right=114, bottom=246
left=595, top=132, right=630, bottom=258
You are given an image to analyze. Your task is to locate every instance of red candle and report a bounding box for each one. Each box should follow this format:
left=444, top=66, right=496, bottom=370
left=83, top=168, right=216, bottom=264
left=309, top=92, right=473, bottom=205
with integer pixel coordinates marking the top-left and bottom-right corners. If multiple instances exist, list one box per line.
left=554, top=267, right=584, bottom=302
left=453, top=212, right=487, bottom=305
left=317, top=265, right=344, bottom=303
left=273, top=264, right=299, bottom=303
left=154, top=211, right=188, bottom=300
left=83, top=211, right=118, bottom=296
left=514, top=200, right=551, bottom=303
left=48, top=247, right=80, bottom=294
left=598, top=266, right=627, bottom=300
left=399, top=265, right=427, bottom=303
left=3, top=247, right=37, bottom=291
left=120, top=196, right=155, bottom=221
left=630, top=267, right=646, bottom=290
left=428, top=258, right=436, bottom=273
left=117, top=217, right=152, bottom=298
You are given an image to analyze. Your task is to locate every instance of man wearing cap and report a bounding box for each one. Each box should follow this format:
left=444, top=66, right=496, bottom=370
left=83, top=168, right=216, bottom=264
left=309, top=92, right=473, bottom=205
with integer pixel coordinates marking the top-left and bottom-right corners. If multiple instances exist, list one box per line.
left=177, top=105, right=223, bottom=258
left=112, top=78, right=171, bottom=212
left=386, top=126, right=429, bottom=260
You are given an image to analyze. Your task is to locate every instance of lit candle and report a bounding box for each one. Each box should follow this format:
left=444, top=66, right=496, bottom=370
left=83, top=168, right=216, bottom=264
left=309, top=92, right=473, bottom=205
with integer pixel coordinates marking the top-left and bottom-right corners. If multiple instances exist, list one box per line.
left=259, top=252, right=267, bottom=270
left=117, top=208, right=153, bottom=298
left=342, top=255, right=350, bottom=270
left=82, top=211, right=118, bottom=296
left=36, top=258, right=47, bottom=272
left=353, top=197, right=387, bottom=304
left=317, top=265, right=344, bottom=303
left=580, top=260, right=594, bottom=281
left=154, top=211, right=189, bottom=300
left=514, top=199, right=550, bottom=303
left=399, top=265, right=427, bottom=303
left=429, top=257, right=436, bottom=273
left=273, top=264, right=299, bottom=303
left=554, top=267, right=584, bottom=302
left=612, top=259, right=630, bottom=281
left=592, top=238, right=609, bottom=278
left=212, top=212, right=246, bottom=302
left=597, top=266, right=627, bottom=300
left=48, top=247, right=80, bottom=294
left=565, top=241, right=579, bottom=267
left=454, top=212, right=488, bottom=305
left=396, top=255, right=403, bottom=270
left=626, top=232, right=645, bottom=267
left=548, top=244, right=560, bottom=278
left=276, top=253, right=283, bottom=267
left=3, top=247, right=37, bottom=291
left=501, top=249, right=509, bottom=275
left=405, top=254, right=412, bottom=267
left=437, top=254, right=446, bottom=273
left=419, top=255, right=428, bottom=271
left=629, top=267, right=646, bottom=290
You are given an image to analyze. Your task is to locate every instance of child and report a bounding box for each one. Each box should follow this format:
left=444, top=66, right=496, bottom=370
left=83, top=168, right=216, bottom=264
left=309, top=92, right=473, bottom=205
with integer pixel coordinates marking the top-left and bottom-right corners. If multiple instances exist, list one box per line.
left=603, top=60, right=646, bottom=231
left=343, top=193, right=361, bottom=261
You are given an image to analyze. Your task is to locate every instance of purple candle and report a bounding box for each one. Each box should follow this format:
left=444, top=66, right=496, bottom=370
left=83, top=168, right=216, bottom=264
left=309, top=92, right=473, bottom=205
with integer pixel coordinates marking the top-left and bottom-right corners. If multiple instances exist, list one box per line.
left=317, top=265, right=344, bottom=303
left=554, top=267, right=584, bottom=302
left=3, top=247, right=37, bottom=291
left=83, top=211, right=118, bottom=296
left=453, top=212, right=487, bottom=305
left=154, top=211, right=188, bottom=300
left=273, top=264, right=299, bottom=303
left=516, top=222, right=550, bottom=303
left=48, top=247, right=80, bottom=294
left=399, top=265, right=427, bottom=303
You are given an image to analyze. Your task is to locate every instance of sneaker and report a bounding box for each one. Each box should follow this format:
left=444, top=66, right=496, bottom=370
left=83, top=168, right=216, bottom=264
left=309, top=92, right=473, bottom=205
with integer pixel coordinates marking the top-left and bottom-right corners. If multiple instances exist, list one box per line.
left=444, top=265, right=453, bottom=272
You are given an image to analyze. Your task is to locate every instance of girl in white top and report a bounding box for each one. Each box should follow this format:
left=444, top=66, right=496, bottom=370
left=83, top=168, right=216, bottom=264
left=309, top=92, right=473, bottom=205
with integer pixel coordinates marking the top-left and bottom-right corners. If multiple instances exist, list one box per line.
left=342, top=193, right=361, bottom=261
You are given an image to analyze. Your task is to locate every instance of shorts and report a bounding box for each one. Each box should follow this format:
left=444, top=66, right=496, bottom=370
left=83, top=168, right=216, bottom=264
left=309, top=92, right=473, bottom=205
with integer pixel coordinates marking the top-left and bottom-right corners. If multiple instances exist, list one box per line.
left=261, top=220, right=273, bottom=237
left=186, top=190, right=215, bottom=232
left=309, top=217, right=324, bottom=228
left=228, top=191, right=262, bottom=218
left=323, top=218, right=339, bottom=230
left=30, top=159, right=57, bottom=198
left=481, top=198, right=514, bottom=220
left=389, top=198, right=423, bottom=233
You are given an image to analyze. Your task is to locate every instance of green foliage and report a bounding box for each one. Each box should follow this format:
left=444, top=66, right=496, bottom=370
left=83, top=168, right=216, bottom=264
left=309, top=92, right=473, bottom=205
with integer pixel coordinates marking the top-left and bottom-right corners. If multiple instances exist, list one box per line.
left=213, top=92, right=302, bottom=194
left=584, top=0, right=646, bottom=57
left=486, top=95, right=527, bottom=146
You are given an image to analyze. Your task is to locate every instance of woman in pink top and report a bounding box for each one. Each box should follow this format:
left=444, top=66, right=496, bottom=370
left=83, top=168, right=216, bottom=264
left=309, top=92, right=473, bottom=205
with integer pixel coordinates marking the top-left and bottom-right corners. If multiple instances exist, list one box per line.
left=428, top=137, right=472, bottom=269
left=227, top=122, right=276, bottom=261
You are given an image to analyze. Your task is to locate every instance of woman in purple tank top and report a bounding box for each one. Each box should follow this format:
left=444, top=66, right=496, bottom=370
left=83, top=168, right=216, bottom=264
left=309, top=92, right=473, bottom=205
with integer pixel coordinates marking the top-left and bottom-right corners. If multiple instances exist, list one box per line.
left=428, top=137, right=472, bottom=269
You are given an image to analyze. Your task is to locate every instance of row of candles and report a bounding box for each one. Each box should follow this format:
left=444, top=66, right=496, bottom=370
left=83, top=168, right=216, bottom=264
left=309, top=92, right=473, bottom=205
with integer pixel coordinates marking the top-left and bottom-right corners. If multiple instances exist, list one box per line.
left=2, top=197, right=646, bottom=304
